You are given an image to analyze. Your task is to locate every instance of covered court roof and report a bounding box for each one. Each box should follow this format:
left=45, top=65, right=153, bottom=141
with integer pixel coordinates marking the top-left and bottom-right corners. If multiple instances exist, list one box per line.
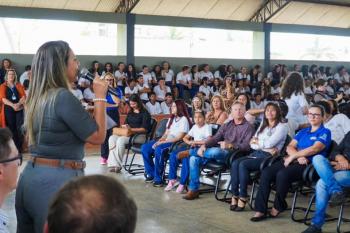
left=0, top=0, right=349, bottom=28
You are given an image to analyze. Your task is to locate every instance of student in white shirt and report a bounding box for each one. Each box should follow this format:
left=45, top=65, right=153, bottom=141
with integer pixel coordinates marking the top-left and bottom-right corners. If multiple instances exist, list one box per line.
left=334, top=66, right=350, bottom=84
left=318, top=100, right=350, bottom=145
left=281, top=72, right=308, bottom=127
left=140, top=65, right=155, bottom=87
left=214, top=65, right=227, bottom=81
left=199, top=64, right=214, bottom=84
left=154, top=78, right=171, bottom=101
left=114, top=62, right=127, bottom=90
left=142, top=100, right=191, bottom=186
left=124, top=79, right=139, bottom=101
left=70, top=82, right=84, bottom=103
left=19, top=65, right=31, bottom=85
left=161, top=93, right=174, bottom=114
left=199, top=77, right=211, bottom=100
left=161, top=61, right=175, bottom=87
left=165, top=110, right=212, bottom=193
left=83, top=84, right=96, bottom=103
left=237, top=66, right=251, bottom=82
left=230, top=102, right=288, bottom=211
left=176, top=65, right=194, bottom=98
left=210, top=78, right=222, bottom=96
left=191, top=65, right=201, bottom=86
left=146, top=92, right=162, bottom=115
left=136, top=75, right=150, bottom=103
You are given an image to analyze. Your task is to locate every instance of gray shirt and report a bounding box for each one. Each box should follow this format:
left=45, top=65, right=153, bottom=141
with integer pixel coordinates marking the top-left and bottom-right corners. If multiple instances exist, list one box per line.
left=30, top=89, right=97, bottom=160
left=0, top=209, right=9, bottom=233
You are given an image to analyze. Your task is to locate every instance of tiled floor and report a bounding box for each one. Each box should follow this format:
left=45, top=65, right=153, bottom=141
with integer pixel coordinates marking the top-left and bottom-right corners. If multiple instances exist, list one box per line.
left=4, top=151, right=349, bottom=233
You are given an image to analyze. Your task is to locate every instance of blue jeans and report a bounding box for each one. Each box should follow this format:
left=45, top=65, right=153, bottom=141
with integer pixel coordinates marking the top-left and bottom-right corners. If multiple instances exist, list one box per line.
left=16, top=161, right=84, bottom=233
left=188, top=147, right=230, bottom=191
left=168, top=147, right=189, bottom=185
left=311, top=155, right=350, bottom=228
left=230, top=150, right=270, bottom=198
left=141, top=140, right=173, bottom=183
left=176, top=84, right=196, bottom=98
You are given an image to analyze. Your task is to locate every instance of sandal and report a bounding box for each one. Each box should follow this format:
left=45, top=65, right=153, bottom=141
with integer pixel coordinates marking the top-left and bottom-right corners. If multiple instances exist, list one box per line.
left=230, top=197, right=238, bottom=211
left=234, top=198, right=247, bottom=212
left=268, top=208, right=280, bottom=218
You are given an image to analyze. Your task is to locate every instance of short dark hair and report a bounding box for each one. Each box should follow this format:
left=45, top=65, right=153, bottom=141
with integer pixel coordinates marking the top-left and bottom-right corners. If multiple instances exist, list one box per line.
left=25, top=65, right=31, bottom=71
left=148, top=91, right=156, bottom=98
left=47, top=175, right=137, bottom=233
left=0, top=128, right=13, bottom=161
left=165, top=92, right=173, bottom=97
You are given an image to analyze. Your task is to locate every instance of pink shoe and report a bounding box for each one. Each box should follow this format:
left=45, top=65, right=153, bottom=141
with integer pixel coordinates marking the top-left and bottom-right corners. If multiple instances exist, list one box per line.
left=100, top=158, right=107, bottom=165
left=176, top=184, right=186, bottom=193
left=164, top=180, right=177, bottom=192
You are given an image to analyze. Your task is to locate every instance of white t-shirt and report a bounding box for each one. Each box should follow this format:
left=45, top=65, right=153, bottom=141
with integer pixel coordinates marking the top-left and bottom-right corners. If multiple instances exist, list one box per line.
left=154, top=85, right=171, bottom=101
left=199, top=85, right=211, bottom=99
left=325, top=114, right=350, bottom=145
left=136, top=83, right=149, bottom=101
left=199, top=71, right=214, bottom=81
left=125, top=86, right=139, bottom=96
left=191, top=72, right=201, bottom=84
left=213, top=70, right=224, bottom=81
left=210, top=86, right=221, bottom=96
left=163, top=69, right=174, bottom=82
left=78, top=77, right=90, bottom=87
left=161, top=102, right=172, bottom=114
left=146, top=101, right=162, bottom=115
left=71, top=89, right=83, bottom=101
left=83, top=88, right=95, bottom=100
left=166, top=116, right=190, bottom=139
left=271, top=86, right=281, bottom=95
left=237, top=73, right=251, bottom=81
left=285, top=93, right=308, bottom=125
left=188, top=124, right=212, bottom=141
left=334, top=73, right=350, bottom=83
left=140, top=72, right=153, bottom=85
left=176, top=72, right=191, bottom=84
left=19, top=71, right=29, bottom=84
left=114, top=70, right=127, bottom=86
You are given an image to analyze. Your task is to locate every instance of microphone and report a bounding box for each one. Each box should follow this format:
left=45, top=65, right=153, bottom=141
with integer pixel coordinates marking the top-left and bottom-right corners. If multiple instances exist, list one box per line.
left=79, top=68, right=120, bottom=97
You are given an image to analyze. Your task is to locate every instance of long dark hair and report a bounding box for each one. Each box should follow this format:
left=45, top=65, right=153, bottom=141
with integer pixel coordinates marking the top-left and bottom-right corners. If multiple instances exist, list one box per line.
left=167, top=99, right=192, bottom=129
left=126, top=63, right=136, bottom=80
left=281, top=72, right=304, bottom=99
left=129, top=94, right=146, bottom=113
left=257, top=102, right=283, bottom=135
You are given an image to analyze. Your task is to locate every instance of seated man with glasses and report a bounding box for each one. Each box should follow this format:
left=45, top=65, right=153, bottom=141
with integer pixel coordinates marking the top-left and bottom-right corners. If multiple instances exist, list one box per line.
left=0, top=128, right=22, bottom=233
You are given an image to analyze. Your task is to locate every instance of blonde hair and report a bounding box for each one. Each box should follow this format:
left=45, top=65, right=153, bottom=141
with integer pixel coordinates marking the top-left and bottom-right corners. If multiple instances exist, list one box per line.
left=5, top=69, right=18, bottom=84
left=24, top=41, right=71, bottom=145
left=210, top=95, right=226, bottom=112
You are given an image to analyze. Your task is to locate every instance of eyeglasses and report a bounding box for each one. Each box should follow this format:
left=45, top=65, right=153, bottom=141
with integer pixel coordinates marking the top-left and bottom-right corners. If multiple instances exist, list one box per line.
left=308, top=113, right=322, bottom=118
left=0, top=154, right=23, bottom=166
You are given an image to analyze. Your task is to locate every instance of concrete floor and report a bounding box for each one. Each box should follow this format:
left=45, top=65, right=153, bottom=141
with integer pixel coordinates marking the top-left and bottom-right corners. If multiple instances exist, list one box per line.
left=3, top=150, right=350, bottom=233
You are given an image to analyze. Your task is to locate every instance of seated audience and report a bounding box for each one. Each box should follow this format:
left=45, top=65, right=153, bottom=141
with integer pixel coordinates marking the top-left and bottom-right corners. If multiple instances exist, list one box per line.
left=45, top=175, right=137, bottom=233
left=146, top=92, right=162, bottom=115
left=230, top=103, right=288, bottom=211
left=142, top=100, right=191, bottom=187
left=251, top=105, right=331, bottom=222
left=136, top=74, right=150, bottom=103
left=205, top=95, right=228, bottom=125
left=166, top=110, right=212, bottom=193
left=160, top=92, right=174, bottom=114
left=199, top=64, right=214, bottom=84
left=176, top=65, right=193, bottom=98
left=154, top=78, right=171, bottom=102
left=302, top=132, right=350, bottom=233
left=114, top=62, right=127, bottom=91
left=108, top=94, right=151, bottom=172
left=183, top=101, right=255, bottom=200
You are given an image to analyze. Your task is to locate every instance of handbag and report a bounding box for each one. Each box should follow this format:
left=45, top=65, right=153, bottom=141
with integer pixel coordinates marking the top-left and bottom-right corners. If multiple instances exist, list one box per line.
left=112, top=127, right=133, bottom=137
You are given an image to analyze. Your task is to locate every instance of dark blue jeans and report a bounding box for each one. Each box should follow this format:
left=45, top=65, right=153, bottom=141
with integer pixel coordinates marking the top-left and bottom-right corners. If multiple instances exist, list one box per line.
left=168, top=147, right=190, bottom=185
left=230, top=150, right=271, bottom=198
left=176, top=84, right=196, bottom=98
left=141, top=140, right=173, bottom=183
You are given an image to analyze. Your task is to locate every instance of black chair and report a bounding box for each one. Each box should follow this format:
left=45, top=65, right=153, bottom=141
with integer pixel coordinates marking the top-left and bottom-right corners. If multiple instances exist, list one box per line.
left=123, top=118, right=160, bottom=175
left=199, top=149, right=250, bottom=201
left=247, top=135, right=292, bottom=210
left=290, top=140, right=338, bottom=223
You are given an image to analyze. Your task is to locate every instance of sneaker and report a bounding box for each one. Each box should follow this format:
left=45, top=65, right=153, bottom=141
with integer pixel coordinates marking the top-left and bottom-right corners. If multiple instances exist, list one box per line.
left=329, top=191, right=346, bottom=206
left=153, top=181, right=164, bottom=187
left=176, top=184, right=186, bottom=193
left=100, top=158, right=107, bottom=165
left=164, top=180, right=177, bottom=192
left=145, top=176, right=154, bottom=183
left=302, top=225, right=322, bottom=233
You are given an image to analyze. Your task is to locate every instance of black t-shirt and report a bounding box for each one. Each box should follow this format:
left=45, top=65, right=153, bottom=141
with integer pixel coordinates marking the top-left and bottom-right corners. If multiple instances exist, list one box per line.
left=125, top=109, right=151, bottom=132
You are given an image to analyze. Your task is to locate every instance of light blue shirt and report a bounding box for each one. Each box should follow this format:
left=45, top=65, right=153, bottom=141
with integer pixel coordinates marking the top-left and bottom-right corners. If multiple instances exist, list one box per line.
left=0, top=208, right=10, bottom=233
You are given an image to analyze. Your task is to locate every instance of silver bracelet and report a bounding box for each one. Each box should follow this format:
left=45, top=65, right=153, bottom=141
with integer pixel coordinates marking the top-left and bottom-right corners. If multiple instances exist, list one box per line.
left=92, top=98, right=107, bottom=103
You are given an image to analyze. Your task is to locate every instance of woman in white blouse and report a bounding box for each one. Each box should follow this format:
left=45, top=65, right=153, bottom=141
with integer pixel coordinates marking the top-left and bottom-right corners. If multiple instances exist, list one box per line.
left=281, top=72, right=309, bottom=128
left=230, top=102, right=288, bottom=211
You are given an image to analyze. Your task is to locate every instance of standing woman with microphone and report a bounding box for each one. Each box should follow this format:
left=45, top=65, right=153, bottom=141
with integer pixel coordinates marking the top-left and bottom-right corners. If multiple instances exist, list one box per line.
left=15, top=41, right=108, bottom=233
